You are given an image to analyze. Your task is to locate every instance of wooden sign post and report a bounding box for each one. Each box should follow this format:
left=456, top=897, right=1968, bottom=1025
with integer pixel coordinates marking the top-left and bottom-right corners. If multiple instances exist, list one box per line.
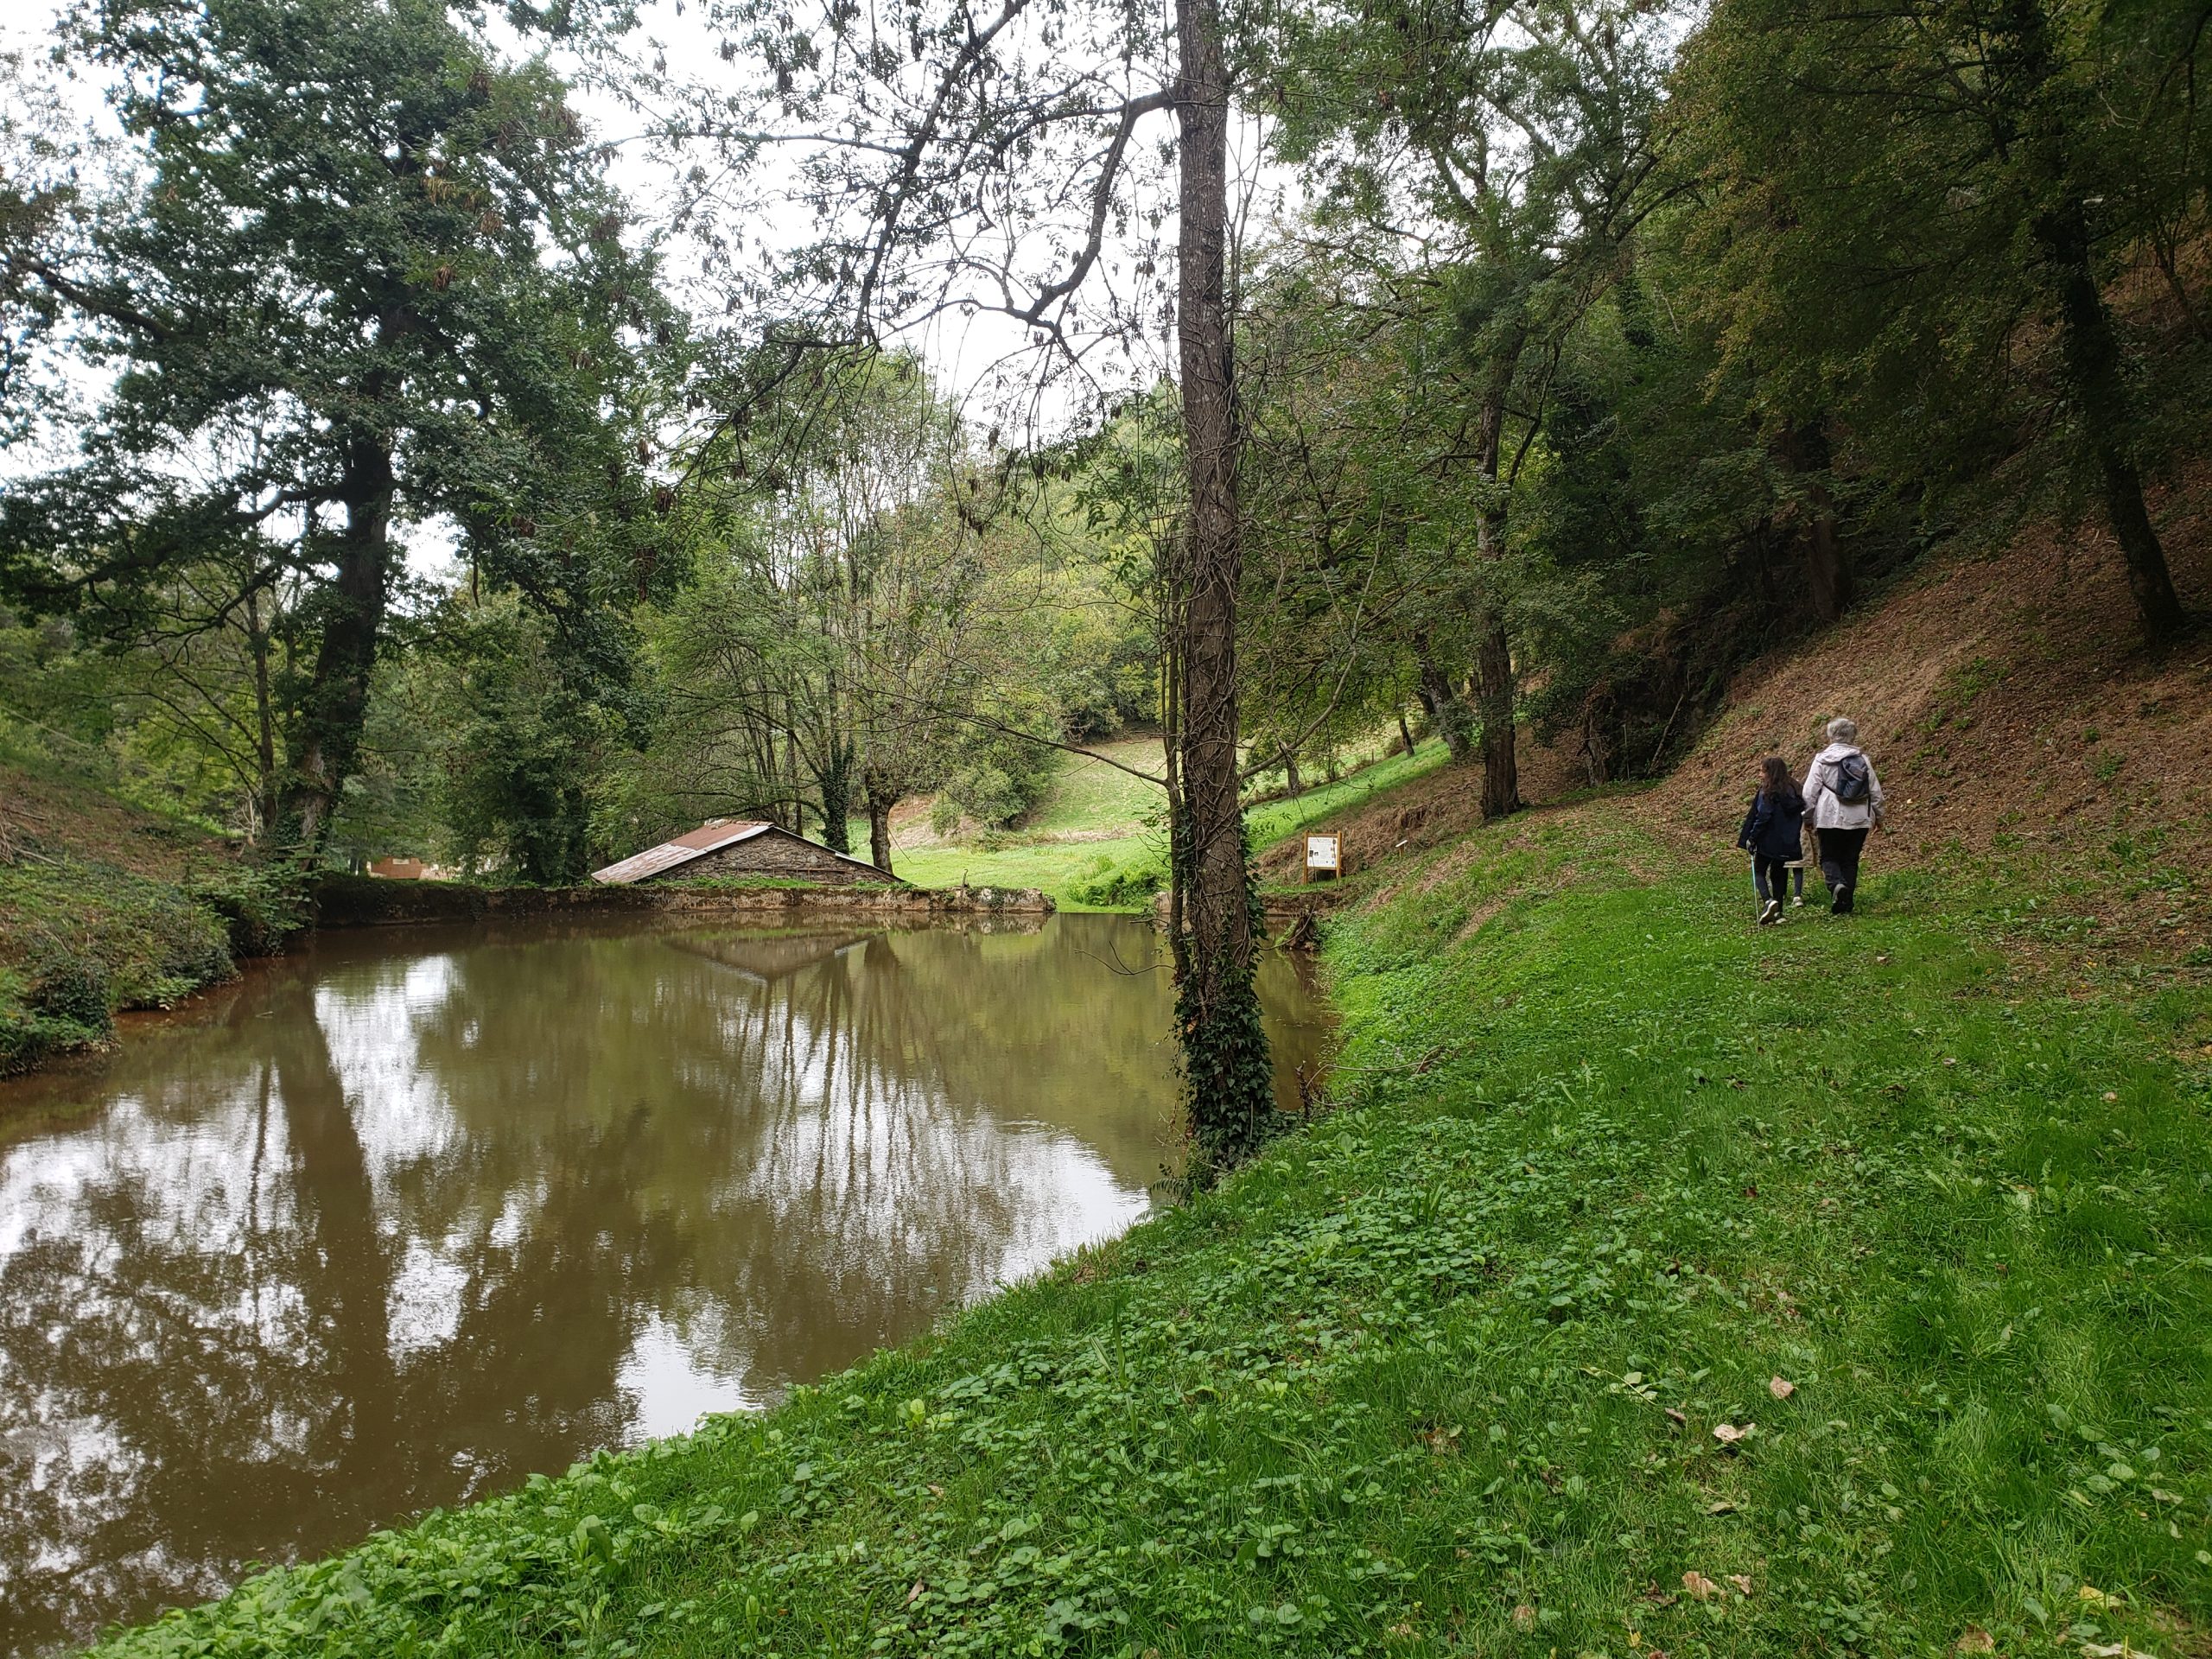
left=1304, top=832, right=1342, bottom=884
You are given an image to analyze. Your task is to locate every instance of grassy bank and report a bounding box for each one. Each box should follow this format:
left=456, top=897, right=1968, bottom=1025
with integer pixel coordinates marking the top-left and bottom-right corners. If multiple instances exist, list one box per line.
left=0, top=761, right=294, bottom=1075
left=93, top=798, right=2212, bottom=1658
left=895, top=737, right=1452, bottom=906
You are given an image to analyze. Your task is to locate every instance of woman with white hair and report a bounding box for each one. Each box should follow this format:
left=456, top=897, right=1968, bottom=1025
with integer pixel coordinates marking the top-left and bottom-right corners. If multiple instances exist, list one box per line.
left=1801, top=716, right=1885, bottom=914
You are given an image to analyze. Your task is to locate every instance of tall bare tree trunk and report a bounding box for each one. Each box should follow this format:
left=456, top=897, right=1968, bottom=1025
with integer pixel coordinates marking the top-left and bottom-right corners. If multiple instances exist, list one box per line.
left=1161, top=578, right=1189, bottom=982
left=1172, top=0, right=1273, bottom=1167
left=1473, top=341, right=1523, bottom=821
left=1475, top=620, right=1518, bottom=819
left=1415, top=643, right=1473, bottom=761
left=280, top=433, right=394, bottom=856
left=1993, top=0, right=2188, bottom=644
left=2038, top=200, right=2188, bottom=644
left=246, top=582, right=278, bottom=842
left=864, top=776, right=896, bottom=877
left=819, top=736, right=854, bottom=855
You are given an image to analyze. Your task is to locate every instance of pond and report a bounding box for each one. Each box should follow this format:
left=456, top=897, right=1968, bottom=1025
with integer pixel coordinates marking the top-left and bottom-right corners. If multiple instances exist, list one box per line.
left=0, top=912, right=1328, bottom=1656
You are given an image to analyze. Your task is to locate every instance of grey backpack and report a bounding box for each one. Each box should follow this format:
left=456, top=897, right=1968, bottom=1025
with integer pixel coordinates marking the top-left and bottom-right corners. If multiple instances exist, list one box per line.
left=1832, top=753, right=1872, bottom=805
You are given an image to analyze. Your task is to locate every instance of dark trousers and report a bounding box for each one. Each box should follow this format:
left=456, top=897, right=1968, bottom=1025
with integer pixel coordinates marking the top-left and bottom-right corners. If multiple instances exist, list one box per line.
left=1753, top=854, right=1794, bottom=906
left=1816, top=827, right=1870, bottom=911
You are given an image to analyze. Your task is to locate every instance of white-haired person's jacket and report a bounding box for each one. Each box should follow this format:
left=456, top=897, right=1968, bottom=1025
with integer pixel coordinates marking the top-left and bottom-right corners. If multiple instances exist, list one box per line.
left=1802, top=742, right=1885, bottom=830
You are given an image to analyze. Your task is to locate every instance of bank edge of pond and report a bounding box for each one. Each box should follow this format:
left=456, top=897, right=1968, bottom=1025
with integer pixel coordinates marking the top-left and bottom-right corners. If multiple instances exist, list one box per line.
left=81, top=806, right=2212, bottom=1659
left=0, top=853, right=290, bottom=1081
left=0, top=873, right=1058, bottom=1086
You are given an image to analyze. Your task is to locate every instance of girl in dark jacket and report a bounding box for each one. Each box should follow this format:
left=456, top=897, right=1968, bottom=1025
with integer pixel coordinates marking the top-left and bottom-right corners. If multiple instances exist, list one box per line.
left=1735, top=756, right=1806, bottom=925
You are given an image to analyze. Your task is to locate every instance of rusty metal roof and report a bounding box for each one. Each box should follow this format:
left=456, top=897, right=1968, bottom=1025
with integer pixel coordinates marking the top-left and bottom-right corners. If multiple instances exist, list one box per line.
left=589, top=820, right=772, bottom=886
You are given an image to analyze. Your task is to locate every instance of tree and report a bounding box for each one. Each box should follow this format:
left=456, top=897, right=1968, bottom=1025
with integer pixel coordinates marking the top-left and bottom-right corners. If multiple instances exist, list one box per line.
left=1676, top=0, right=2208, bottom=642
left=423, top=596, right=611, bottom=884
left=639, top=352, right=1022, bottom=875
left=674, top=0, right=1277, bottom=1161
left=623, top=350, right=1108, bottom=875
left=1235, top=246, right=1497, bottom=775
left=1266, top=0, right=1677, bottom=818
left=0, top=543, right=302, bottom=838
left=0, top=0, right=674, bottom=857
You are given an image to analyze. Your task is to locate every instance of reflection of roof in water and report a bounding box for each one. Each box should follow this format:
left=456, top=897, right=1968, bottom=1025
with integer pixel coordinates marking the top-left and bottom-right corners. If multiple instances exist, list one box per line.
left=661, top=931, right=878, bottom=984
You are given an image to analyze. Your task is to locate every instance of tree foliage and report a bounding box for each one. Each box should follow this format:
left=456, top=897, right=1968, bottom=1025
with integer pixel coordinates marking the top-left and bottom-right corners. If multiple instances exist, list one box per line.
left=0, top=0, right=676, bottom=855
left=1676, top=0, right=2209, bottom=640
left=3, top=0, right=2207, bottom=1170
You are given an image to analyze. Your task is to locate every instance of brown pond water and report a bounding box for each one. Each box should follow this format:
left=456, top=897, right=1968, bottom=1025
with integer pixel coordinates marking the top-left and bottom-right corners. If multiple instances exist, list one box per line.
left=0, top=911, right=1327, bottom=1656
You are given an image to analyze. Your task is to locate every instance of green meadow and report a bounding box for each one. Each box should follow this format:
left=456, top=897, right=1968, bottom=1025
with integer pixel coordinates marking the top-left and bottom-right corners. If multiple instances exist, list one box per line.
left=894, top=737, right=1452, bottom=907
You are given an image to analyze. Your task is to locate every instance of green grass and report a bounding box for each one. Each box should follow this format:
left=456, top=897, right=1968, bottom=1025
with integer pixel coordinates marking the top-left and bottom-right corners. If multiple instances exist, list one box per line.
left=893, top=734, right=1165, bottom=906
left=1245, top=740, right=1450, bottom=862
left=0, top=747, right=297, bottom=1072
left=1020, top=736, right=1169, bottom=837
left=92, top=800, right=2212, bottom=1658
left=895, top=836, right=1158, bottom=906
left=0, top=852, right=254, bottom=1074
left=896, top=738, right=1454, bottom=908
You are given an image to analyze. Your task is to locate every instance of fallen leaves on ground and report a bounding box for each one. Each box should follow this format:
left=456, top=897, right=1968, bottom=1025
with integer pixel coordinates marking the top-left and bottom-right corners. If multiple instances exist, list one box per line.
left=1769, top=1376, right=1795, bottom=1400
left=1681, top=1572, right=1720, bottom=1601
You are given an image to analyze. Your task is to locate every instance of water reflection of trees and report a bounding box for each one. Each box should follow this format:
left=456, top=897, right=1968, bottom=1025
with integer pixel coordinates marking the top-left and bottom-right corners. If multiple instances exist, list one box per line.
left=0, top=914, right=1324, bottom=1654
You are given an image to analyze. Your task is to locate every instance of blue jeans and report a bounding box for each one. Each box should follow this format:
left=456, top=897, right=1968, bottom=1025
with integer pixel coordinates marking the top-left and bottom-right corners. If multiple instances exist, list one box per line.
left=1752, top=857, right=1802, bottom=902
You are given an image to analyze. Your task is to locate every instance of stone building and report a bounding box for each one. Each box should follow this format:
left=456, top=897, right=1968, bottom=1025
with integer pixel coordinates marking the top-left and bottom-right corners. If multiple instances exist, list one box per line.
left=589, top=820, right=897, bottom=887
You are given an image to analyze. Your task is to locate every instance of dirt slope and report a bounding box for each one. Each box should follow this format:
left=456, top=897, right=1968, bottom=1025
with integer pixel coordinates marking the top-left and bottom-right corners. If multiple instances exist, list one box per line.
left=1649, top=477, right=2212, bottom=951
left=0, top=760, right=232, bottom=884
left=1260, top=479, right=2211, bottom=955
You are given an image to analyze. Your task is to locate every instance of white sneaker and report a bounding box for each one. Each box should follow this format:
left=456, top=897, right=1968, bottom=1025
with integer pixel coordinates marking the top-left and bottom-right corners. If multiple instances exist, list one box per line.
left=1790, top=895, right=1804, bottom=907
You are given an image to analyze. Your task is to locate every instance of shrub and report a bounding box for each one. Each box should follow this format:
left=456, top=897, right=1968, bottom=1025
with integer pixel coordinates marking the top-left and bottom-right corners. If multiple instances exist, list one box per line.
left=24, top=947, right=111, bottom=1032
left=0, top=1006, right=94, bottom=1075
left=191, top=864, right=309, bottom=957
left=1068, top=849, right=1166, bottom=908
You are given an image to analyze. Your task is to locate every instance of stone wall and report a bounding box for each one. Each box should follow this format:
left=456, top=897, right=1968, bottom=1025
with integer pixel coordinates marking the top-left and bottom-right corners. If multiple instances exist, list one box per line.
left=313, top=871, right=1054, bottom=928
left=315, top=874, right=650, bottom=927
left=665, top=828, right=880, bottom=886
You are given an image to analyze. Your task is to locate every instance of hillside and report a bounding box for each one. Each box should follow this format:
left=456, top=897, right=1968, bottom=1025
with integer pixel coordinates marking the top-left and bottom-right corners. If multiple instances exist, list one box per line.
left=889, top=734, right=1172, bottom=901
left=1650, top=478, right=2212, bottom=956
left=896, top=734, right=1454, bottom=906
left=1261, top=489, right=2212, bottom=964
left=0, top=759, right=277, bottom=1074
